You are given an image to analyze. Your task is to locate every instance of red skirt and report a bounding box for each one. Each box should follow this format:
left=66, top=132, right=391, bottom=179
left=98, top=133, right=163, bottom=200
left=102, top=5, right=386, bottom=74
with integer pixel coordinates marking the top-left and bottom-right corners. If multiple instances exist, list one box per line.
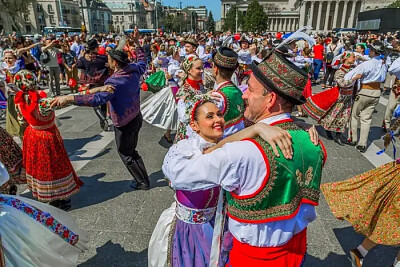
left=302, top=87, right=339, bottom=121
left=226, top=229, right=307, bottom=267
left=23, top=124, right=83, bottom=202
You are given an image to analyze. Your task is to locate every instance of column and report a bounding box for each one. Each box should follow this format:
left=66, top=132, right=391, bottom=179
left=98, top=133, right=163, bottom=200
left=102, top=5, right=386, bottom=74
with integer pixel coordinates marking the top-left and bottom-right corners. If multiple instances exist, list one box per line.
left=341, top=1, right=348, bottom=28
left=348, top=1, right=357, bottom=28
left=324, top=1, right=331, bottom=31
left=308, top=2, right=315, bottom=27
left=299, top=2, right=306, bottom=27
left=332, top=1, right=339, bottom=29
left=279, top=18, right=283, bottom=31
left=284, top=18, right=288, bottom=31
left=316, top=1, right=323, bottom=31
left=274, top=18, right=278, bottom=31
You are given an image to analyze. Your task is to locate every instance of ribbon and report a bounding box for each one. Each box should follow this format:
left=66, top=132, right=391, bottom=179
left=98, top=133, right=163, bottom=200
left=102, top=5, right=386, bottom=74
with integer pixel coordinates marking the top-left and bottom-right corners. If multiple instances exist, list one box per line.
left=376, top=131, right=397, bottom=161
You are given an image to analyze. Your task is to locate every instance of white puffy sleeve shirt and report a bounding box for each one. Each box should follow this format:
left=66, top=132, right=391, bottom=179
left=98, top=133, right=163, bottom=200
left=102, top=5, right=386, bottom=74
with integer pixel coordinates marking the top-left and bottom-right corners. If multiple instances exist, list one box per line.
left=162, top=113, right=317, bottom=247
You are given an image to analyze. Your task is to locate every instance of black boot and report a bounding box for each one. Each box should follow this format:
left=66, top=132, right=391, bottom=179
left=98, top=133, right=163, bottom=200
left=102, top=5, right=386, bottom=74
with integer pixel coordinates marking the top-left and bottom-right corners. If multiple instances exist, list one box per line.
left=127, top=159, right=150, bottom=190
left=333, top=132, right=344, bottom=146
left=325, top=130, right=333, bottom=140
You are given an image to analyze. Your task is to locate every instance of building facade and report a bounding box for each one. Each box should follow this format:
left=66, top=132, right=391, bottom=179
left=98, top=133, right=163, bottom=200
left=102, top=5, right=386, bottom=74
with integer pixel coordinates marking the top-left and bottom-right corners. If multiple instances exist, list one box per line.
left=80, top=1, right=112, bottom=33
left=187, top=6, right=208, bottom=31
left=104, top=0, right=148, bottom=33
left=36, top=0, right=82, bottom=29
left=221, top=0, right=393, bottom=32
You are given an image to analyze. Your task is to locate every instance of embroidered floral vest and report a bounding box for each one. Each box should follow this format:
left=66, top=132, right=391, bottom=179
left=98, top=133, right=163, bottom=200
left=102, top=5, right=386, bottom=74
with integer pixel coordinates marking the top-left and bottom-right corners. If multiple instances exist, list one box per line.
left=218, top=82, right=244, bottom=128
left=226, top=121, right=325, bottom=223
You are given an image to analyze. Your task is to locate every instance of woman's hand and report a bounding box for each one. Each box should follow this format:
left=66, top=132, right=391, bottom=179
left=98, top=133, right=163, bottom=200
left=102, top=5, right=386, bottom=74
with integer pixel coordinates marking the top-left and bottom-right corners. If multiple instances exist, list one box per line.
left=294, top=122, right=319, bottom=145
left=254, top=124, right=293, bottom=159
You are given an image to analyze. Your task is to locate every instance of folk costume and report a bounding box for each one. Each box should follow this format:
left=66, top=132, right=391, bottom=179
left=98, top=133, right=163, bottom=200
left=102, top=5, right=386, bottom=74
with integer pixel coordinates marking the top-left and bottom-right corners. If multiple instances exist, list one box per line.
left=345, top=42, right=387, bottom=152
left=303, top=52, right=357, bottom=143
left=0, top=54, right=27, bottom=138
left=0, top=163, right=89, bottom=267
left=383, top=57, right=400, bottom=130
left=174, top=55, right=207, bottom=143
left=163, top=51, right=327, bottom=267
left=0, top=127, right=26, bottom=195
left=212, top=47, right=245, bottom=137
left=13, top=70, right=82, bottom=204
left=148, top=131, right=225, bottom=267
left=321, top=118, right=400, bottom=247
left=74, top=47, right=150, bottom=190
left=141, top=57, right=180, bottom=131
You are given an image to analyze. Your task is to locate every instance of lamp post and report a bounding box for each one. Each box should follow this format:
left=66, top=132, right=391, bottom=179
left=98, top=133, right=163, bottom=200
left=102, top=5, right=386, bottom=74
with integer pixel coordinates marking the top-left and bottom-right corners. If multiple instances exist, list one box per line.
left=58, top=0, right=65, bottom=26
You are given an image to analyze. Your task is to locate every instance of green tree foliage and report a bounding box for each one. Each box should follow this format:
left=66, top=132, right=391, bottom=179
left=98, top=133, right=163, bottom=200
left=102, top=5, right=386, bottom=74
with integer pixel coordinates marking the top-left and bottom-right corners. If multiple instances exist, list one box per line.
left=207, top=11, right=215, bottom=32
left=388, top=0, right=400, bottom=7
left=222, top=5, right=244, bottom=32
left=243, top=0, right=269, bottom=33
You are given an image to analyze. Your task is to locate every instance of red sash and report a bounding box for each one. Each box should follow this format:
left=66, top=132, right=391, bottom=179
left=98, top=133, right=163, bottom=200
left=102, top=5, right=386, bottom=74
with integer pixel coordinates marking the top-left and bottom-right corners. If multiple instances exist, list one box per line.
left=226, top=229, right=307, bottom=267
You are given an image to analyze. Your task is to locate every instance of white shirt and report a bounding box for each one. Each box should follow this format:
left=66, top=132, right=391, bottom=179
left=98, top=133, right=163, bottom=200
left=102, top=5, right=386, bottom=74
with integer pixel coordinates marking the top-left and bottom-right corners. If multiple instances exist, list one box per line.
left=237, top=49, right=252, bottom=65
left=388, top=57, right=400, bottom=79
left=344, top=57, right=387, bottom=97
left=196, top=45, right=208, bottom=63
left=345, top=57, right=387, bottom=84
left=163, top=113, right=317, bottom=247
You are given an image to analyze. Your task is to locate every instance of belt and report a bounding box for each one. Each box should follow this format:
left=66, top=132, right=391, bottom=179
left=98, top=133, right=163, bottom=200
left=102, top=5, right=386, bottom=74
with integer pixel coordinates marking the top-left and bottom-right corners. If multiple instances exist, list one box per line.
left=175, top=198, right=216, bottom=224
left=30, top=121, right=55, bottom=130
left=361, top=82, right=381, bottom=90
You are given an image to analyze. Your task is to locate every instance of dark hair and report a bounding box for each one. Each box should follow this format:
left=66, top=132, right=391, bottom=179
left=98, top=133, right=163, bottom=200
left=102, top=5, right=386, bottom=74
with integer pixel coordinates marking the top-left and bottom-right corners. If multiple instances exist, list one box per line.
left=192, top=100, right=214, bottom=121
left=217, top=66, right=235, bottom=80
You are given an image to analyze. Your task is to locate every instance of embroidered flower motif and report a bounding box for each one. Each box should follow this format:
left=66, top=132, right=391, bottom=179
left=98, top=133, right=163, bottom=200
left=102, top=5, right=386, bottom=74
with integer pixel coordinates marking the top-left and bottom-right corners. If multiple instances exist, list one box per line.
left=0, top=196, right=79, bottom=245
left=15, top=75, right=21, bottom=80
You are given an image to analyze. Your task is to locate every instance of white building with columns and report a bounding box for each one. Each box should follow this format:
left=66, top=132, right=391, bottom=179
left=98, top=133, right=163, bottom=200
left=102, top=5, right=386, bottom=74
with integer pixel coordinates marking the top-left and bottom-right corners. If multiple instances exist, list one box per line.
left=221, top=0, right=393, bottom=32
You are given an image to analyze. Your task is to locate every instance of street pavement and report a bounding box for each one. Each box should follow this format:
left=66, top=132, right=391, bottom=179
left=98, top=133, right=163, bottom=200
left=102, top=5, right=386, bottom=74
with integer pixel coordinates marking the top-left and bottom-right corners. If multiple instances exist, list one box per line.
left=1, top=84, right=399, bottom=267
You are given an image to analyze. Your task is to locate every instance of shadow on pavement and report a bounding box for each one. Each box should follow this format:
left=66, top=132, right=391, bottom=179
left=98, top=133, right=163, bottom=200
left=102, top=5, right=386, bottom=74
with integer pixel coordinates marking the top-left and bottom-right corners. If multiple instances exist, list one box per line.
left=58, top=116, right=72, bottom=120
left=70, top=173, right=133, bottom=210
left=332, top=226, right=398, bottom=266
left=72, top=148, right=112, bottom=161
left=149, top=170, right=169, bottom=189
left=64, top=135, right=103, bottom=155
left=78, top=241, right=147, bottom=267
left=304, top=252, right=348, bottom=266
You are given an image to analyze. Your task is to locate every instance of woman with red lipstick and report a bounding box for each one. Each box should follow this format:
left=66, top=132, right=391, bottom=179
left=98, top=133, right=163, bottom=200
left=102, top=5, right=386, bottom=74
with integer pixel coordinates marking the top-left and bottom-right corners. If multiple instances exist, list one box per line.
left=174, top=55, right=207, bottom=143
left=149, top=99, right=294, bottom=267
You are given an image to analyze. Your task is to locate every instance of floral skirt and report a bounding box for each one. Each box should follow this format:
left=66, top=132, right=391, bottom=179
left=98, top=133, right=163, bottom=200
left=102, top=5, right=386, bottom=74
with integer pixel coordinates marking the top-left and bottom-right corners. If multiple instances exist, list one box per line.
left=321, top=161, right=400, bottom=245
left=0, top=127, right=26, bottom=194
left=318, top=94, right=352, bottom=133
left=23, top=124, right=83, bottom=202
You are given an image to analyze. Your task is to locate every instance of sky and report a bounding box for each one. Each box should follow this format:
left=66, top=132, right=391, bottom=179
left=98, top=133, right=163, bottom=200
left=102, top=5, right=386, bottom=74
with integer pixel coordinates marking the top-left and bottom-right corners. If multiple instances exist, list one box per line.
left=160, top=0, right=221, bottom=20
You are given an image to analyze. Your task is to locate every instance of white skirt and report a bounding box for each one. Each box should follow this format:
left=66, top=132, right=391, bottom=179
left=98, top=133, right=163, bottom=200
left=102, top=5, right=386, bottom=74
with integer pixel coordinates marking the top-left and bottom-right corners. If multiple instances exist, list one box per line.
left=148, top=202, right=175, bottom=267
left=141, top=86, right=179, bottom=131
left=0, top=194, right=88, bottom=267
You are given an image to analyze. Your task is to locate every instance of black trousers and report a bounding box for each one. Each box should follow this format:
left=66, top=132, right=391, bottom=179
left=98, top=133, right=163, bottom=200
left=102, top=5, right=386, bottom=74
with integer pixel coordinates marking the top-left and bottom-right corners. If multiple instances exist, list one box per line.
left=114, top=112, right=143, bottom=166
left=323, top=66, right=336, bottom=86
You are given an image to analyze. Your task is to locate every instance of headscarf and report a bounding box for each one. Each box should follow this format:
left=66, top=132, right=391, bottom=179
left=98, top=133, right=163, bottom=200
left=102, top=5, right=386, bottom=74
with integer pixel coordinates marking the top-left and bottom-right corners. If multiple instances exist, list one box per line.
left=340, top=51, right=354, bottom=64
left=13, top=70, right=48, bottom=126
left=179, top=55, right=200, bottom=87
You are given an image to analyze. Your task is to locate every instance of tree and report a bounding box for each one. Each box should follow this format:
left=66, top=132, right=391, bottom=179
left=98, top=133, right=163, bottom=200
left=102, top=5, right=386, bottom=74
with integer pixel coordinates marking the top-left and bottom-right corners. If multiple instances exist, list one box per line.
left=388, top=0, right=400, bottom=7
left=243, top=0, right=269, bottom=33
left=207, top=11, right=215, bottom=32
left=0, top=0, right=35, bottom=32
left=222, top=5, right=244, bottom=32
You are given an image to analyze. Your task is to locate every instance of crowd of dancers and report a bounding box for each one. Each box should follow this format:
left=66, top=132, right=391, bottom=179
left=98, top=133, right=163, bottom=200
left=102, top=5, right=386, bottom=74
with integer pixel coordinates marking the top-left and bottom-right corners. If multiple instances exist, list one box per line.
left=0, top=26, right=399, bottom=267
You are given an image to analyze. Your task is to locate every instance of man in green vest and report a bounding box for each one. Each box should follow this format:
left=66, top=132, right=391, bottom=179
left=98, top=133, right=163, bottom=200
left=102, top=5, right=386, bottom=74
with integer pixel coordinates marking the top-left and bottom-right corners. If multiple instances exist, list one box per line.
left=163, top=50, right=326, bottom=266
left=210, top=47, right=245, bottom=137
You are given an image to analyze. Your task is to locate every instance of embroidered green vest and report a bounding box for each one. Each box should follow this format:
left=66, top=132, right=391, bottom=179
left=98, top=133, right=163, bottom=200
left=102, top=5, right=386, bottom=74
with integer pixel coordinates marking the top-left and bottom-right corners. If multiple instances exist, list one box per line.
left=218, top=82, right=244, bottom=127
left=226, top=122, right=325, bottom=223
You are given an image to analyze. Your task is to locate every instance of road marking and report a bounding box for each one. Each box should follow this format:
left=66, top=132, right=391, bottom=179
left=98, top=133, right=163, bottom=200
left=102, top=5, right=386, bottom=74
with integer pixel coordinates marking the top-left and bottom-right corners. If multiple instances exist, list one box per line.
left=69, top=130, right=115, bottom=171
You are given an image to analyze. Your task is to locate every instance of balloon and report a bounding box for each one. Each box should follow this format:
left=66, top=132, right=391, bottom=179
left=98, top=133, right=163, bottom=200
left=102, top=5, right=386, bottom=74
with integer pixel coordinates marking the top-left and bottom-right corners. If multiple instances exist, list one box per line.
left=98, top=46, right=106, bottom=55
left=141, top=83, right=148, bottom=91
left=233, top=34, right=240, bottom=41
left=68, top=78, right=77, bottom=88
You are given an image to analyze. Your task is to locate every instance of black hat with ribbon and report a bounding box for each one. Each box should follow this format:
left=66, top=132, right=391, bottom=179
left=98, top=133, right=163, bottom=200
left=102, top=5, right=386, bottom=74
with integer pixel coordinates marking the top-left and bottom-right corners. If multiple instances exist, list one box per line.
left=212, top=47, right=239, bottom=70
left=251, top=50, right=308, bottom=105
